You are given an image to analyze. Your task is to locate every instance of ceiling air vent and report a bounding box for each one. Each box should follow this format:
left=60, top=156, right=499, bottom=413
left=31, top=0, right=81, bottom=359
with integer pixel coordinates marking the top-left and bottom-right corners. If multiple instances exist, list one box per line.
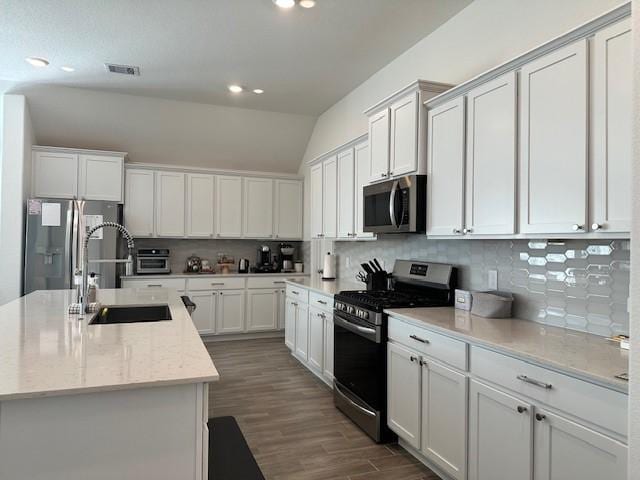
left=104, top=63, right=140, bottom=76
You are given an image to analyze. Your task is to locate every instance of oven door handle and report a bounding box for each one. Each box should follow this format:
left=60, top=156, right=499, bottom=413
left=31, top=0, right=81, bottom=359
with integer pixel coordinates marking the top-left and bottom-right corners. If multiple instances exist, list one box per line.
left=389, top=180, right=399, bottom=228
left=334, top=383, right=376, bottom=418
left=334, top=313, right=380, bottom=343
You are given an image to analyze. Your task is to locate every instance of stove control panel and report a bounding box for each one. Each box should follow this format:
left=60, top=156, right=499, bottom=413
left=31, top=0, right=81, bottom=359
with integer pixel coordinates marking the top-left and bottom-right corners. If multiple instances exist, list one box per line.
left=334, top=301, right=369, bottom=320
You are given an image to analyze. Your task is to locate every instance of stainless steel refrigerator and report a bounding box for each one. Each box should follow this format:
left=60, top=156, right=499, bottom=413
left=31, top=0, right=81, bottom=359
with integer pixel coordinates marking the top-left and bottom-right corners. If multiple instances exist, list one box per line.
left=24, top=198, right=123, bottom=295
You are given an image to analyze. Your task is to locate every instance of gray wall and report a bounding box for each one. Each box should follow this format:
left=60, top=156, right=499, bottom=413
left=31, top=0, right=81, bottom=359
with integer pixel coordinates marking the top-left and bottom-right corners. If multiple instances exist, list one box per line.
left=334, top=237, right=630, bottom=338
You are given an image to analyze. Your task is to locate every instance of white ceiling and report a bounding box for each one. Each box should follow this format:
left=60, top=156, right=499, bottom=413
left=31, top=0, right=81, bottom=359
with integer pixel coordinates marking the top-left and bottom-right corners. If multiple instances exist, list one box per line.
left=1, top=0, right=471, bottom=115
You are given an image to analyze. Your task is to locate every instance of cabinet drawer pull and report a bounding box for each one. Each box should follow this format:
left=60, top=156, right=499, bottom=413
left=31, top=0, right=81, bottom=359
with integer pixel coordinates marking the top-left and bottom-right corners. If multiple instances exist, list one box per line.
left=147, top=284, right=162, bottom=287
left=317, top=300, right=327, bottom=305
left=535, top=413, right=546, bottom=422
left=410, top=355, right=418, bottom=363
left=517, top=405, right=528, bottom=414
left=210, top=282, right=225, bottom=286
left=517, top=375, right=552, bottom=390
left=317, top=312, right=326, bottom=319
left=419, top=359, right=428, bottom=367
left=273, top=281, right=285, bottom=284
left=291, top=290, right=299, bottom=295
left=409, top=334, right=429, bottom=344
left=292, top=302, right=298, bottom=307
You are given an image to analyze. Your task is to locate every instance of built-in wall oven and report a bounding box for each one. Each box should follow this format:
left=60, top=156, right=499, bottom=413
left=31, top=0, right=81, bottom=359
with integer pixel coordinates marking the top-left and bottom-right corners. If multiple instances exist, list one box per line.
left=136, top=249, right=171, bottom=274
left=363, top=175, right=426, bottom=234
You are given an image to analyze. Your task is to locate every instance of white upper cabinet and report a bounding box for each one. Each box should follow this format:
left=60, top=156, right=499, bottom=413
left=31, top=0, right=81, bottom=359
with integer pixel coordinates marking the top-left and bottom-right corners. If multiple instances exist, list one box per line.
left=274, top=179, right=303, bottom=240
left=336, top=148, right=355, bottom=238
left=389, top=92, right=419, bottom=177
left=309, top=163, right=324, bottom=239
left=368, top=109, right=391, bottom=182
left=591, top=18, right=632, bottom=233
left=519, top=40, right=588, bottom=234
left=533, top=408, right=627, bottom=480
left=426, top=96, right=466, bottom=237
left=124, top=169, right=155, bottom=237
left=465, top=72, right=517, bottom=235
left=322, top=156, right=338, bottom=239
left=186, top=173, right=215, bottom=238
left=243, top=177, right=274, bottom=239
left=78, top=155, right=124, bottom=202
left=32, top=151, right=79, bottom=199
left=468, top=380, right=533, bottom=480
left=215, top=175, right=243, bottom=238
left=155, top=171, right=185, bottom=237
left=354, top=141, right=375, bottom=239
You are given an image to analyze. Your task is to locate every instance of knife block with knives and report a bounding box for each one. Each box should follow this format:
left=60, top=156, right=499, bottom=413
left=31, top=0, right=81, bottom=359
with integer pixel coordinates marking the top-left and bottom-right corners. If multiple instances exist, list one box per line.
left=360, top=258, right=389, bottom=291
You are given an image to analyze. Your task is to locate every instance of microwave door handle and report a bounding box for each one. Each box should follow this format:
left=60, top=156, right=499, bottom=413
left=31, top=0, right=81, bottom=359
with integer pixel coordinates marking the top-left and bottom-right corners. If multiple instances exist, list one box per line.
left=389, top=180, right=399, bottom=228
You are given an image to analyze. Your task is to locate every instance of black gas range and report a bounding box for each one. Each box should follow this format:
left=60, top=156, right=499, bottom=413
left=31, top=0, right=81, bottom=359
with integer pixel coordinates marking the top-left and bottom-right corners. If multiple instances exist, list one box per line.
left=332, top=260, right=456, bottom=443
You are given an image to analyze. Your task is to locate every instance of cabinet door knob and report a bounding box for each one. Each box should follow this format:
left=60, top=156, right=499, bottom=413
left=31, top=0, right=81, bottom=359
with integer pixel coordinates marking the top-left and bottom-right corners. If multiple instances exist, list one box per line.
left=419, top=359, right=428, bottom=367
left=591, top=223, right=602, bottom=231
left=463, top=228, right=473, bottom=234
left=410, top=355, right=418, bottom=363
left=572, top=224, right=585, bottom=231
left=535, top=413, right=546, bottom=422
left=381, top=173, right=387, bottom=178
left=517, top=405, right=528, bottom=414
left=452, top=228, right=462, bottom=234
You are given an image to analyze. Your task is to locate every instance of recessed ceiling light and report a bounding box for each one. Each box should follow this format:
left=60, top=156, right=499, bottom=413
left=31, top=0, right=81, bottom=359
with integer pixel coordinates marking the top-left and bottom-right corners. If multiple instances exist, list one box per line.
left=61, top=66, right=75, bottom=72
left=273, top=0, right=295, bottom=8
left=25, top=57, right=49, bottom=68
left=299, top=0, right=316, bottom=7
left=252, top=89, right=264, bottom=94
left=228, top=85, right=243, bottom=93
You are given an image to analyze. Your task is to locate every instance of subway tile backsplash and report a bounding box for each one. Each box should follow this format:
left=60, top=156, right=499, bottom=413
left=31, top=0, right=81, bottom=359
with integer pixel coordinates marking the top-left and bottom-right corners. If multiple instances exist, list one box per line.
left=333, top=237, right=630, bottom=337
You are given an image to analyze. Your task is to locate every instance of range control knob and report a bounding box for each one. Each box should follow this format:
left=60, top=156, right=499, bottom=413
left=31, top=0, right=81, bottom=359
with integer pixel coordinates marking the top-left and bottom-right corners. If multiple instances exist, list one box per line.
left=346, top=306, right=355, bottom=314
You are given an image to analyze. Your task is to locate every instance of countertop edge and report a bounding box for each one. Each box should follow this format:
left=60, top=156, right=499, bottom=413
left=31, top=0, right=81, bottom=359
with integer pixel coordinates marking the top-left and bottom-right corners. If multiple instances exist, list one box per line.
left=122, top=273, right=311, bottom=279
left=384, top=308, right=628, bottom=395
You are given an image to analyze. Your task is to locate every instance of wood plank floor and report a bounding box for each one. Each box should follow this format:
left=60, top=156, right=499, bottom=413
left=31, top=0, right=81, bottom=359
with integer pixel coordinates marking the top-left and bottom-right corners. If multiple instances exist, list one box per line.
left=206, top=337, right=439, bottom=480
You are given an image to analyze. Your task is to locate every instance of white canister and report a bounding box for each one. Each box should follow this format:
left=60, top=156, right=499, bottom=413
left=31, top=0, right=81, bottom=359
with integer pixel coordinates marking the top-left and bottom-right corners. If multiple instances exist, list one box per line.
left=294, top=262, right=304, bottom=273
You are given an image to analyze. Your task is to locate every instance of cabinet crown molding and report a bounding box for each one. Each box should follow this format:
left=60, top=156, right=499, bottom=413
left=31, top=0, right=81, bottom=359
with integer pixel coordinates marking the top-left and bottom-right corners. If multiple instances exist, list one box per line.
left=424, top=2, right=631, bottom=110
left=33, top=145, right=128, bottom=158
left=306, top=133, right=368, bottom=167
left=125, top=161, right=302, bottom=180
left=363, top=79, right=453, bottom=116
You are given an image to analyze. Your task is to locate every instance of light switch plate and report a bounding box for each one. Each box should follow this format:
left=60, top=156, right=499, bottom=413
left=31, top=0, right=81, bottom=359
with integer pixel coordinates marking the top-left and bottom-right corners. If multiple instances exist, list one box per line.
left=488, top=270, right=498, bottom=290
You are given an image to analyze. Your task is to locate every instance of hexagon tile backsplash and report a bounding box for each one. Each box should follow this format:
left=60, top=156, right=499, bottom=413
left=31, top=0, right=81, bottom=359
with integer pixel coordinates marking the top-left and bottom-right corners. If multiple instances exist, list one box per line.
left=334, top=237, right=630, bottom=337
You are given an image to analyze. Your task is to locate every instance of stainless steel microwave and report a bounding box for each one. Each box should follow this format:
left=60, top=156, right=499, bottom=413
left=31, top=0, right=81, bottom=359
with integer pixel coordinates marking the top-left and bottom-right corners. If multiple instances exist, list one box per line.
left=363, top=175, right=426, bottom=234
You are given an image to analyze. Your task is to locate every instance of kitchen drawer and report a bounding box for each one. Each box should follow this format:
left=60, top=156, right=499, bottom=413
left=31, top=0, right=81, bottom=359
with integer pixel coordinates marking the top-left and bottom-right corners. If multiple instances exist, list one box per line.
left=187, top=277, right=246, bottom=291
left=247, top=277, right=290, bottom=289
left=470, top=346, right=628, bottom=437
left=309, top=291, right=333, bottom=312
left=388, top=317, right=467, bottom=371
left=122, top=278, right=186, bottom=291
left=286, top=284, right=309, bottom=304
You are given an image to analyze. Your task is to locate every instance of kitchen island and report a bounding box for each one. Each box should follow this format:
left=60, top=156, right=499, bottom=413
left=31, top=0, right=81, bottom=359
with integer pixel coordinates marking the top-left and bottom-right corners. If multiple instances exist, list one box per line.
left=0, top=288, right=219, bottom=480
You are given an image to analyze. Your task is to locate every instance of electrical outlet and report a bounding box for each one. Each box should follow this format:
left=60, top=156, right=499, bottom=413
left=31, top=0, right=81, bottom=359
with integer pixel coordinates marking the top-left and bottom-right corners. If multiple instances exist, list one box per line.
left=346, top=256, right=351, bottom=268
left=488, top=270, right=498, bottom=290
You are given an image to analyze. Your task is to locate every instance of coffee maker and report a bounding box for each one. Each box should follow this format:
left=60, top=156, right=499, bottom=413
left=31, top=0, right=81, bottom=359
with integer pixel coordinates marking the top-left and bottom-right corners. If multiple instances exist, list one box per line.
left=279, top=243, right=295, bottom=272
left=254, top=245, right=277, bottom=273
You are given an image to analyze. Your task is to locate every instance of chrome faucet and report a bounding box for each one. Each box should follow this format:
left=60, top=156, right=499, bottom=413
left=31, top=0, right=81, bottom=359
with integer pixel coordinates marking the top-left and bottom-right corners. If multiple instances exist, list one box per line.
left=76, top=222, right=135, bottom=314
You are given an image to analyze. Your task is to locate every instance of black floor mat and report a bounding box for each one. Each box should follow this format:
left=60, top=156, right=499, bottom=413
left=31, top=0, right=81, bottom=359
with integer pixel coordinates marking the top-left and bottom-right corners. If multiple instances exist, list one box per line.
left=208, top=416, right=266, bottom=480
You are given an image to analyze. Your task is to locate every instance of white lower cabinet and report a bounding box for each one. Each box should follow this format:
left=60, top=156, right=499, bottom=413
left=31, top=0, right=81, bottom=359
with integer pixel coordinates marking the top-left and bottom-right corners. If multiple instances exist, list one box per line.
left=294, top=303, right=309, bottom=361
left=468, top=380, right=532, bottom=480
left=284, top=297, right=298, bottom=350
left=387, top=342, right=421, bottom=449
left=277, top=288, right=286, bottom=330
left=533, top=408, right=627, bottom=480
left=308, top=307, right=325, bottom=372
left=323, top=312, right=334, bottom=381
left=189, top=291, right=216, bottom=335
left=215, top=289, right=245, bottom=334
left=246, top=288, right=278, bottom=332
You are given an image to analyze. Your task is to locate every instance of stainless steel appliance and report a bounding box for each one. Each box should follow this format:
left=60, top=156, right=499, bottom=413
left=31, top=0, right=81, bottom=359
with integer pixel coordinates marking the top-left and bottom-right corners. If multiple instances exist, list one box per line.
left=136, top=249, right=171, bottom=274
left=333, top=260, right=455, bottom=443
left=185, top=254, right=202, bottom=273
left=24, top=198, right=123, bottom=294
left=253, top=245, right=277, bottom=273
left=363, top=175, right=426, bottom=234
left=238, top=258, right=250, bottom=274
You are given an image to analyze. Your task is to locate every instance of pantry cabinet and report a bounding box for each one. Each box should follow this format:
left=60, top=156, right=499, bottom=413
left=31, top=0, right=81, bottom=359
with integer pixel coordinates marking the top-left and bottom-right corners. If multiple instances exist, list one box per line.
left=336, top=148, right=355, bottom=238
left=426, top=96, right=466, bottom=237
left=387, top=342, right=421, bottom=450
left=309, top=163, right=324, bottom=239
left=591, top=18, right=632, bottom=234
left=215, top=175, right=243, bottom=238
left=78, top=154, right=124, bottom=202
left=186, top=173, right=215, bottom=238
left=468, top=380, right=533, bottom=480
left=519, top=40, right=589, bottom=234
left=322, top=156, right=338, bottom=239
left=464, top=72, right=517, bottom=235
left=533, top=408, right=627, bottom=480
left=215, top=289, right=245, bottom=334
left=274, top=179, right=303, bottom=239
left=155, top=171, right=185, bottom=237
left=244, top=177, right=274, bottom=238
left=246, top=288, right=278, bottom=332
left=124, top=169, right=155, bottom=237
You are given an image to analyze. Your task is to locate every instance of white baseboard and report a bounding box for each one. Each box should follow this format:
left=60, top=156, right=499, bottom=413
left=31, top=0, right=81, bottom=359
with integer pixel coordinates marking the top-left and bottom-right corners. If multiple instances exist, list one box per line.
left=201, top=331, right=285, bottom=343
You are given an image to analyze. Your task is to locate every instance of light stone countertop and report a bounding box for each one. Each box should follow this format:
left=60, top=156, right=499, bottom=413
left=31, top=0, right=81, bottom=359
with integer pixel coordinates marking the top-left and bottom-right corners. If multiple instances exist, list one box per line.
left=385, top=307, right=629, bottom=393
left=0, top=288, right=219, bottom=401
left=121, top=272, right=310, bottom=279
left=284, top=277, right=364, bottom=297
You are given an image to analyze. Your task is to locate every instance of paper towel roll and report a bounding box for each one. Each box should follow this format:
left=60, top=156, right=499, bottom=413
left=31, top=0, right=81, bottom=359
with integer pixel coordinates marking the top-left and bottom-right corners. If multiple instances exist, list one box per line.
left=322, top=252, right=336, bottom=280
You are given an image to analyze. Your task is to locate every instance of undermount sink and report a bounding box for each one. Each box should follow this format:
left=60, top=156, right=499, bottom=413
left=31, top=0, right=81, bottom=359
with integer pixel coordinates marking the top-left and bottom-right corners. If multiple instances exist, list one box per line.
left=89, top=304, right=172, bottom=325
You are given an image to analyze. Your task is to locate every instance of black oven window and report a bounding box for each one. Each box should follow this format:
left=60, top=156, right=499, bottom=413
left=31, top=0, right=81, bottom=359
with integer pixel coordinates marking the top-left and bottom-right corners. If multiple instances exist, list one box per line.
left=364, top=191, right=392, bottom=227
